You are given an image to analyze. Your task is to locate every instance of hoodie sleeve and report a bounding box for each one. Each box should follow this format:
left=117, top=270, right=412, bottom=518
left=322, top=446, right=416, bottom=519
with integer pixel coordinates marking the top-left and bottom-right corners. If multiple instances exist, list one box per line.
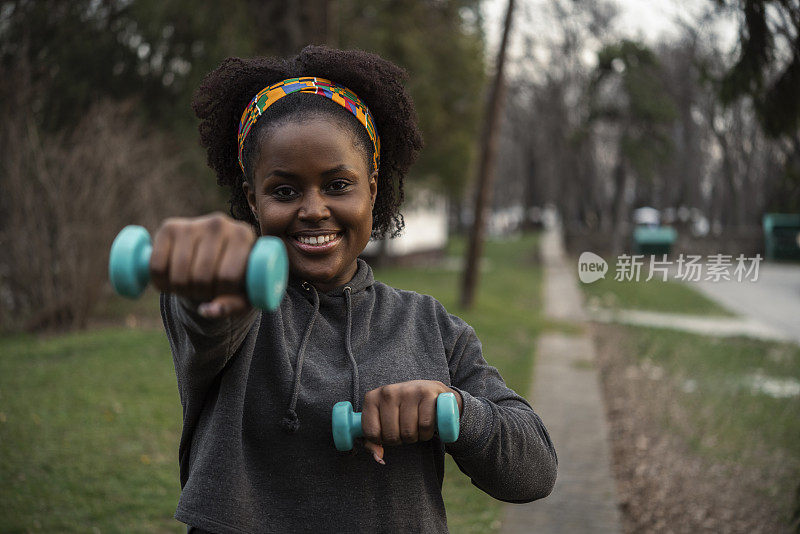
left=444, top=324, right=557, bottom=503
left=160, top=293, right=259, bottom=411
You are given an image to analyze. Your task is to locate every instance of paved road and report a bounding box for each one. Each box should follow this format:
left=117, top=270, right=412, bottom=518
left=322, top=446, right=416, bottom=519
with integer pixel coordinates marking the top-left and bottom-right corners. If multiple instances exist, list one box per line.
left=692, top=262, right=800, bottom=344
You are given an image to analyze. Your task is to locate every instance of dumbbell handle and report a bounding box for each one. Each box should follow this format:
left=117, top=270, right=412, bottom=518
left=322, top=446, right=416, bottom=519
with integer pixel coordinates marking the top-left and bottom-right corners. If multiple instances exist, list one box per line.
left=108, top=225, right=288, bottom=311
left=331, top=392, right=460, bottom=451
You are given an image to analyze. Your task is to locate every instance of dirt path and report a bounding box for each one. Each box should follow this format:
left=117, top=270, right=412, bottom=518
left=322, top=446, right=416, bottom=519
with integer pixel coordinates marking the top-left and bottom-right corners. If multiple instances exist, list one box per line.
left=593, top=324, right=795, bottom=534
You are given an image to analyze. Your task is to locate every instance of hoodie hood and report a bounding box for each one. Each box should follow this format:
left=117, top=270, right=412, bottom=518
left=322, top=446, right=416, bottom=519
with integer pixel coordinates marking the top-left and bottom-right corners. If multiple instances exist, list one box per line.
left=287, top=258, right=375, bottom=299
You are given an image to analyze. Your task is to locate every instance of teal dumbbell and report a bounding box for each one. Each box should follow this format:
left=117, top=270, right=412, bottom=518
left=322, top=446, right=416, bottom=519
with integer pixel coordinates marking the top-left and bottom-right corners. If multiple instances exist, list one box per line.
left=108, top=225, right=288, bottom=311
left=331, top=392, right=460, bottom=451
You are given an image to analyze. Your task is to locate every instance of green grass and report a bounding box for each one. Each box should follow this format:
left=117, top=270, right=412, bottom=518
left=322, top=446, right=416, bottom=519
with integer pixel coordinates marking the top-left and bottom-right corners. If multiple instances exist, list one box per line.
left=0, top=328, right=183, bottom=533
left=582, top=276, right=734, bottom=316
left=1, top=233, right=544, bottom=533
left=617, top=326, right=800, bottom=507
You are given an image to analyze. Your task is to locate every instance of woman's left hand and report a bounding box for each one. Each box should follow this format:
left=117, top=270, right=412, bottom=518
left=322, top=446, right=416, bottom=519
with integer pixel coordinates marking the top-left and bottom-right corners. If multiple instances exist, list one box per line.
left=360, top=380, right=463, bottom=465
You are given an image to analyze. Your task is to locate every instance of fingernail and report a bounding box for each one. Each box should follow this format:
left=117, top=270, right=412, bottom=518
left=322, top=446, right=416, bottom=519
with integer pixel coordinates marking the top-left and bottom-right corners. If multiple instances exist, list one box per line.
left=373, top=452, right=385, bottom=465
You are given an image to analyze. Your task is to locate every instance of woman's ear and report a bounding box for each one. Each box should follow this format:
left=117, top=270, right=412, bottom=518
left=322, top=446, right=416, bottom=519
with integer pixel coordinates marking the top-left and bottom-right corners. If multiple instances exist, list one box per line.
left=242, top=180, right=258, bottom=218
left=369, top=170, right=378, bottom=208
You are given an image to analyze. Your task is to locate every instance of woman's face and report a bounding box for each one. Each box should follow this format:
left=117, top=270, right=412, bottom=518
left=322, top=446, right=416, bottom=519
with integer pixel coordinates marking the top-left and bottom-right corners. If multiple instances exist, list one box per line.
left=244, top=117, right=377, bottom=292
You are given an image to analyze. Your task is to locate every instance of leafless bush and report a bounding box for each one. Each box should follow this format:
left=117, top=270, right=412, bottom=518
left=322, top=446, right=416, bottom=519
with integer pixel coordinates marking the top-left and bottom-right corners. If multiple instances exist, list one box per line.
left=0, top=100, right=201, bottom=331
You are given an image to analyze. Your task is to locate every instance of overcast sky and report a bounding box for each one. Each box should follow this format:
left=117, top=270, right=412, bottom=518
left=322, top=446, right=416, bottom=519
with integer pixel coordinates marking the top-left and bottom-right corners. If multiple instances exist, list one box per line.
left=481, top=0, right=739, bottom=68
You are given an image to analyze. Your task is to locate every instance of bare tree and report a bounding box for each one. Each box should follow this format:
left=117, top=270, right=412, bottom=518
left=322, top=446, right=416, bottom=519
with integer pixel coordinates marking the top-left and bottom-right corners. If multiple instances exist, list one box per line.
left=460, top=0, right=516, bottom=309
left=0, top=89, right=200, bottom=331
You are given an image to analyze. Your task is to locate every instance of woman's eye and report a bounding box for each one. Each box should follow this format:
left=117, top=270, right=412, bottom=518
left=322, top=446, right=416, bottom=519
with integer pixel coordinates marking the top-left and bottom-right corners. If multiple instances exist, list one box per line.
left=273, top=186, right=297, bottom=199
left=327, top=180, right=350, bottom=193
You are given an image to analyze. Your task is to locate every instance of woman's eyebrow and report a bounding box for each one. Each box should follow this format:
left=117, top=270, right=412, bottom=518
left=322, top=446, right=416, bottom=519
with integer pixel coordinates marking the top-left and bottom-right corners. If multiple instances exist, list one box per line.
left=264, top=165, right=356, bottom=180
left=321, top=165, right=355, bottom=177
left=267, top=169, right=298, bottom=179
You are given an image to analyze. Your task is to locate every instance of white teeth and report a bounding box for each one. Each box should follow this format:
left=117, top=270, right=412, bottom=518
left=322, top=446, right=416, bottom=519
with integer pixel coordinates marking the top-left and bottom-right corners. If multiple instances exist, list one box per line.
left=296, top=233, right=338, bottom=245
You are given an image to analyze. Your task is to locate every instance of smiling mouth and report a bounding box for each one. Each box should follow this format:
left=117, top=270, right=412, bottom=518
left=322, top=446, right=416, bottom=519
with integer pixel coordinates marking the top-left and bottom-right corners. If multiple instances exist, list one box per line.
left=293, top=232, right=342, bottom=246
left=290, top=231, right=344, bottom=252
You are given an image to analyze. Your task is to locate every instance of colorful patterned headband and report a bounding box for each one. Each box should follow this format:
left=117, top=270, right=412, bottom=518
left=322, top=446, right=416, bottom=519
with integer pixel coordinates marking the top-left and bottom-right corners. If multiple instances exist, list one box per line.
left=237, top=77, right=380, bottom=175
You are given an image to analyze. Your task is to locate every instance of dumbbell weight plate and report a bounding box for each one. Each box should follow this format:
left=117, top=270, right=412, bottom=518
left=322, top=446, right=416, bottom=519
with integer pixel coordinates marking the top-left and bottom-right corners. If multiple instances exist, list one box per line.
left=332, top=401, right=362, bottom=452
left=109, top=225, right=152, bottom=298
left=246, top=236, right=288, bottom=312
left=436, top=392, right=460, bottom=443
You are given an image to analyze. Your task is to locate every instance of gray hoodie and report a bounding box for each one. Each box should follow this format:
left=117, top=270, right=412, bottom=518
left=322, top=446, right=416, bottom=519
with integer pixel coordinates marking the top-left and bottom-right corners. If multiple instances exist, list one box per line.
left=161, top=259, right=556, bottom=534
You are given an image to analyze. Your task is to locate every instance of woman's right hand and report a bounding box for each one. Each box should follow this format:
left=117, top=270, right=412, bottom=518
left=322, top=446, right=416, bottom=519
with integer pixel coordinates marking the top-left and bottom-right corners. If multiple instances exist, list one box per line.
left=149, top=213, right=257, bottom=319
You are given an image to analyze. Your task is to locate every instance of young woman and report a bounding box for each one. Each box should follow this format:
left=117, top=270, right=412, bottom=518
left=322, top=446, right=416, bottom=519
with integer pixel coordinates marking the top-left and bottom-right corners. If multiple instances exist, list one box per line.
left=155, top=45, right=556, bottom=533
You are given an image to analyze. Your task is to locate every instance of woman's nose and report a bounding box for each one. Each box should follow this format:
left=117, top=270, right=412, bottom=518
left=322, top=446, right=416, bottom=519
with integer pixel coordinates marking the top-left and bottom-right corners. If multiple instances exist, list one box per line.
left=298, top=190, right=330, bottom=221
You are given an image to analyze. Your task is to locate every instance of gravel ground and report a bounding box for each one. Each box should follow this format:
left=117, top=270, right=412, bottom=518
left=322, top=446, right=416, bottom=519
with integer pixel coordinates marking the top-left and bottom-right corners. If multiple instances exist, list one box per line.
left=593, top=324, right=798, bottom=534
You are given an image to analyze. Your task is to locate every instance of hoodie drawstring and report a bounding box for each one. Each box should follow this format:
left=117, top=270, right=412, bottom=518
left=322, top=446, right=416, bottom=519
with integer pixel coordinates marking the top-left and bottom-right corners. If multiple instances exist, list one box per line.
left=280, top=282, right=361, bottom=434
left=343, top=286, right=360, bottom=411
left=281, top=282, right=320, bottom=434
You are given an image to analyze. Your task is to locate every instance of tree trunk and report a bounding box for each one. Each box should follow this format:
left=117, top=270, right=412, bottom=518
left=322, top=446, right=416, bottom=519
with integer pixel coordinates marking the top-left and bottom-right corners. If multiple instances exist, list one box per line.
left=460, top=0, right=515, bottom=309
left=610, top=157, right=629, bottom=255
